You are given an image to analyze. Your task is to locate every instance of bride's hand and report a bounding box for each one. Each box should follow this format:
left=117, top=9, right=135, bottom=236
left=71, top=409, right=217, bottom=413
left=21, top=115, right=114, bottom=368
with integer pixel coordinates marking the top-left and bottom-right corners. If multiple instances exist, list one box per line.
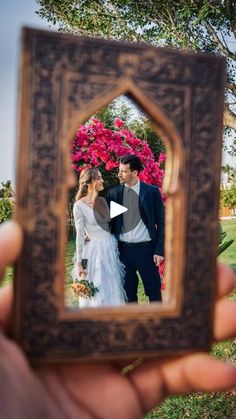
left=79, top=271, right=87, bottom=280
left=76, top=262, right=87, bottom=278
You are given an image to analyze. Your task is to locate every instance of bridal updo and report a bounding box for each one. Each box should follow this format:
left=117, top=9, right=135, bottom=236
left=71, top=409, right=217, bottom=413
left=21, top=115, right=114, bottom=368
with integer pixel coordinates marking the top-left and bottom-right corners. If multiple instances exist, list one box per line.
left=75, top=168, right=100, bottom=201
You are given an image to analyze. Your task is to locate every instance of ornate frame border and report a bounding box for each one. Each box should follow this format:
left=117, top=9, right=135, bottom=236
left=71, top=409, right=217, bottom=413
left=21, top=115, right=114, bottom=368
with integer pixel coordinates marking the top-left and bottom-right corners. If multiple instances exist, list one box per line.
left=12, top=28, right=225, bottom=364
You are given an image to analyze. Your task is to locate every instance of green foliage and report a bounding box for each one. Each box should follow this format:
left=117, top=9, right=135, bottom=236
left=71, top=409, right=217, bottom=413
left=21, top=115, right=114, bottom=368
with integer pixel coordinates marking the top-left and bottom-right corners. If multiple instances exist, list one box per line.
left=221, top=186, right=236, bottom=212
left=94, top=103, right=118, bottom=129
left=222, top=165, right=236, bottom=182
left=36, top=1, right=235, bottom=49
left=36, top=0, right=236, bottom=152
left=0, top=180, right=14, bottom=198
left=0, top=199, right=14, bottom=223
left=218, top=222, right=234, bottom=255
left=219, top=166, right=236, bottom=216
left=1, top=267, right=13, bottom=287
left=93, top=95, right=165, bottom=159
left=146, top=391, right=236, bottom=419
left=219, top=220, right=236, bottom=270
left=0, top=181, right=14, bottom=223
left=129, top=119, right=165, bottom=162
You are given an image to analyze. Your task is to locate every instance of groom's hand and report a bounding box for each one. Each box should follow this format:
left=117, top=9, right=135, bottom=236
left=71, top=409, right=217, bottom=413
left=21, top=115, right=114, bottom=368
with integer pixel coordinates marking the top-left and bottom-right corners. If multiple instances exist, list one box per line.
left=153, top=254, right=164, bottom=267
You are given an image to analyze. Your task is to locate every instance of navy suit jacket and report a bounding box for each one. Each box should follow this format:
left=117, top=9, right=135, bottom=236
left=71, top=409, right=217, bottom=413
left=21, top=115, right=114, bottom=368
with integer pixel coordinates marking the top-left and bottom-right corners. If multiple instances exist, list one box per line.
left=106, top=182, right=165, bottom=256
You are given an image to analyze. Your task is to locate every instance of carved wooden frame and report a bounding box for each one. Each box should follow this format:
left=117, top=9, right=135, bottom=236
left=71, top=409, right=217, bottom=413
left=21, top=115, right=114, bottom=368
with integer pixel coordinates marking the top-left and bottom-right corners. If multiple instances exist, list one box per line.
left=12, top=27, right=225, bottom=364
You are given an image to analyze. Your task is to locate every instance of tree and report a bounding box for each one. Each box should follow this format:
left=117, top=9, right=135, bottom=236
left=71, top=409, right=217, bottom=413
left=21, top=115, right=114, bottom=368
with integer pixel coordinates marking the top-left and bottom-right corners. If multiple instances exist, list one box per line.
left=222, top=164, right=236, bottom=184
left=71, top=117, right=166, bottom=189
left=93, top=95, right=165, bottom=160
left=221, top=185, right=236, bottom=213
left=0, top=180, right=14, bottom=198
left=36, top=1, right=236, bottom=153
left=221, top=165, right=236, bottom=214
left=0, top=181, right=14, bottom=223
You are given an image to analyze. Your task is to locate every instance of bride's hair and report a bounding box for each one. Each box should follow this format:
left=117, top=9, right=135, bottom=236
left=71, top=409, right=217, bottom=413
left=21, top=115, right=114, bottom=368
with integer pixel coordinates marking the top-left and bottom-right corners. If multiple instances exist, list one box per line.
left=75, top=168, right=100, bottom=201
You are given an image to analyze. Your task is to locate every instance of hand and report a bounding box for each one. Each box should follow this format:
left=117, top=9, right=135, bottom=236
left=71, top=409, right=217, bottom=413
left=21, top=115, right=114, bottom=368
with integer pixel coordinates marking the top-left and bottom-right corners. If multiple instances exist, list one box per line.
left=79, top=271, right=88, bottom=280
left=76, top=262, right=87, bottom=278
left=153, top=254, right=164, bottom=266
left=84, top=233, right=90, bottom=242
left=0, top=221, right=236, bottom=419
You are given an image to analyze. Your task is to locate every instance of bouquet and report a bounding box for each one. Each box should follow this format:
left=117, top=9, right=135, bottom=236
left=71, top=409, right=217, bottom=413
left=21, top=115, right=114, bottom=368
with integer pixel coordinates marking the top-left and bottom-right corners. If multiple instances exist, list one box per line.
left=71, top=259, right=99, bottom=299
left=71, top=280, right=99, bottom=299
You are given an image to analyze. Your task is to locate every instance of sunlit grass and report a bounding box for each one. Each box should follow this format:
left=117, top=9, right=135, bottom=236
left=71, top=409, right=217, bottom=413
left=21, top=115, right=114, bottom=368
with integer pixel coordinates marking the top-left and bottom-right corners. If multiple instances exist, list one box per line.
left=219, top=220, right=236, bottom=271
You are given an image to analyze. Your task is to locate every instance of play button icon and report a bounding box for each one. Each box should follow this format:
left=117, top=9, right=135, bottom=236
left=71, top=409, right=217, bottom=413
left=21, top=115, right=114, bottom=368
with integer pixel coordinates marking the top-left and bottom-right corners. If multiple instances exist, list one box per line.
left=110, top=201, right=127, bottom=219
left=93, top=187, right=141, bottom=233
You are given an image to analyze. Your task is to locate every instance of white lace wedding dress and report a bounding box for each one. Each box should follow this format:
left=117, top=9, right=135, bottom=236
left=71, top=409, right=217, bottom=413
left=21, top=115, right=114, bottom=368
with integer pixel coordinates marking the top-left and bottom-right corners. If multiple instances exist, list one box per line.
left=71, top=199, right=126, bottom=308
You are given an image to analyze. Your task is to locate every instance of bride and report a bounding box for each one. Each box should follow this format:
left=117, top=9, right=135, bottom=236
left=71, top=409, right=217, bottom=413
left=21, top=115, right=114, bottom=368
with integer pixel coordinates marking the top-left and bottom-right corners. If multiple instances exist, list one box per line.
left=71, top=167, right=126, bottom=307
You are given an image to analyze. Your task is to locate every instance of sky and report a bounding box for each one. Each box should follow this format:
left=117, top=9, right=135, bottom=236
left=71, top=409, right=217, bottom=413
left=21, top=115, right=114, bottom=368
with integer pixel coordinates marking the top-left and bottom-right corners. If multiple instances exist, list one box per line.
left=0, top=0, right=51, bottom=185
left=0, top=0, right=235, bottom=186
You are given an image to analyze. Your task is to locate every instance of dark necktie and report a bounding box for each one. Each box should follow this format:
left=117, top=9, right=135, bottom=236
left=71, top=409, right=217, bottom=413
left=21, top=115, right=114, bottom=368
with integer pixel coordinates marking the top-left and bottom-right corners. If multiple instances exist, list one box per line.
left=122, top=187, right=139, bottom=233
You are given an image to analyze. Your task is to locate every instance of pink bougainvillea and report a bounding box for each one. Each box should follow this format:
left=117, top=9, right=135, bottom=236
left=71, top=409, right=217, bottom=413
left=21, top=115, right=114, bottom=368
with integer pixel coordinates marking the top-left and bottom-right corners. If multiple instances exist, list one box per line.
left=159, top=259, right=165, bottom=290
left=71, top=117, right=166, bottom=286
left=71, top=118, right=166, bottom=190
left=113, top=118, right=124, bottom=129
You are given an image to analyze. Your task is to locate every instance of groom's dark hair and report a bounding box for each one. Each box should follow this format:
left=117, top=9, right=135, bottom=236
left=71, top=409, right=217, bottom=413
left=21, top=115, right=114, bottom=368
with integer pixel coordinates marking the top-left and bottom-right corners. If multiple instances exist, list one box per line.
left=120, top=154, right=143, bottom=173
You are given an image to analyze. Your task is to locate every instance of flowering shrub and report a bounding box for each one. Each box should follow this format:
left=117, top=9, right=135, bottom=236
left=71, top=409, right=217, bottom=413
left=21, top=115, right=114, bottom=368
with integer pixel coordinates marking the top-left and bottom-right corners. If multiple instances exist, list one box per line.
left=159, top=260, right=165, bottom=290
left=71, top=117, right=166, bottom=287
left=71, top=118, right=166, bottom=190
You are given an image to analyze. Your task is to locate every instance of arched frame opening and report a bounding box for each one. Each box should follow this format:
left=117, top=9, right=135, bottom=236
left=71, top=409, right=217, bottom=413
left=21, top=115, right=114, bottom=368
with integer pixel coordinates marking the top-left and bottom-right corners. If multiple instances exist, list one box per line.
left=59, top=78, right=185, bottom=319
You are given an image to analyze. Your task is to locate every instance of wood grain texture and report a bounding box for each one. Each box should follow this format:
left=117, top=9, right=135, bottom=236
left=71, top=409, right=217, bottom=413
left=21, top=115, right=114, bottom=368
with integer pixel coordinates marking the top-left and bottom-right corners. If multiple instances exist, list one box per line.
left=12, top=27, right=225, bottom=364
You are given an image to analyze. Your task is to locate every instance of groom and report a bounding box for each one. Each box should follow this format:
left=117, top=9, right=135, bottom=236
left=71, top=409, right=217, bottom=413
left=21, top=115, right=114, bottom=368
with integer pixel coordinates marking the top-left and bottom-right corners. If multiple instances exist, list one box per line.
left=106, top=154, right=164, bottom=303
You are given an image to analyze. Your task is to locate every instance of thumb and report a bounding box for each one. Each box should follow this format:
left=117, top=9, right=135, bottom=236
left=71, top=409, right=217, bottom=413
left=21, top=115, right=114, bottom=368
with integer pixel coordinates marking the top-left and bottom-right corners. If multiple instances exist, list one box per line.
left=0, top=221, right=23, bottom=278
left=0, top=221, right=23, bottom=331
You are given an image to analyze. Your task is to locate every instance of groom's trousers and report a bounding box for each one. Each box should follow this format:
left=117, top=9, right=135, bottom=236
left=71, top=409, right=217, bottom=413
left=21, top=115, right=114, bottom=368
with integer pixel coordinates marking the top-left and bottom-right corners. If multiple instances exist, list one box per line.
left=118, top=241, right=162, bottom=303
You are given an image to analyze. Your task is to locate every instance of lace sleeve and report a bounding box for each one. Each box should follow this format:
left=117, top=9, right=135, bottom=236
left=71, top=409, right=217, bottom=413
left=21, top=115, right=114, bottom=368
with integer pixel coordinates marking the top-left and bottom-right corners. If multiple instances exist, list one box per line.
left=73, top=203, right=86, bottom=264
left=99, top=197, right=111, bottom=222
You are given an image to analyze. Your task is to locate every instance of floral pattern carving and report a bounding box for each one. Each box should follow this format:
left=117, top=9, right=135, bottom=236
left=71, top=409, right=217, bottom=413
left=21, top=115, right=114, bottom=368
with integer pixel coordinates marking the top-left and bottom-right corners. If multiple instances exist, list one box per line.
left=13, top=28, right=225, bottom=363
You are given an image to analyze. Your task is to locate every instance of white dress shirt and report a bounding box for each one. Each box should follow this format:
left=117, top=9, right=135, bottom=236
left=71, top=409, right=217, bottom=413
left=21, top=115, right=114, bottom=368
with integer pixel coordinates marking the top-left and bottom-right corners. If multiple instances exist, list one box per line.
left=119, top=180, right=151, bottom=243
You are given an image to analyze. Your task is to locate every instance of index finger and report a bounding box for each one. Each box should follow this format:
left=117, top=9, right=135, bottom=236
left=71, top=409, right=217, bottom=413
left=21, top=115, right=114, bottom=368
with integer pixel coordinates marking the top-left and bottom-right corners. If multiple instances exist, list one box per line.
left=216, top=263, right=235, bottom=299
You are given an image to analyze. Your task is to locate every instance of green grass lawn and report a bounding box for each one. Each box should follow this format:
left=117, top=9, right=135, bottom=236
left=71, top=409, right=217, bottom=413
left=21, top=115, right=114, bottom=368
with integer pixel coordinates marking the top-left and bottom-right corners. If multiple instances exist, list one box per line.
left=146, top=391, right=236, bottom=419
left=146, top=220, right=236, bottom=419
left=2, top=266, right=13, bottom=286
left=219, top=220, right=236, bottom=271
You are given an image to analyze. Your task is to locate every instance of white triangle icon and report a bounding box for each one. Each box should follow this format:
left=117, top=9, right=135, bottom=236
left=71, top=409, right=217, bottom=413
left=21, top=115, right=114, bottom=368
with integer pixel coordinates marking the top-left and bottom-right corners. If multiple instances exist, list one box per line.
left=110, top=201, right=128, bottom=219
